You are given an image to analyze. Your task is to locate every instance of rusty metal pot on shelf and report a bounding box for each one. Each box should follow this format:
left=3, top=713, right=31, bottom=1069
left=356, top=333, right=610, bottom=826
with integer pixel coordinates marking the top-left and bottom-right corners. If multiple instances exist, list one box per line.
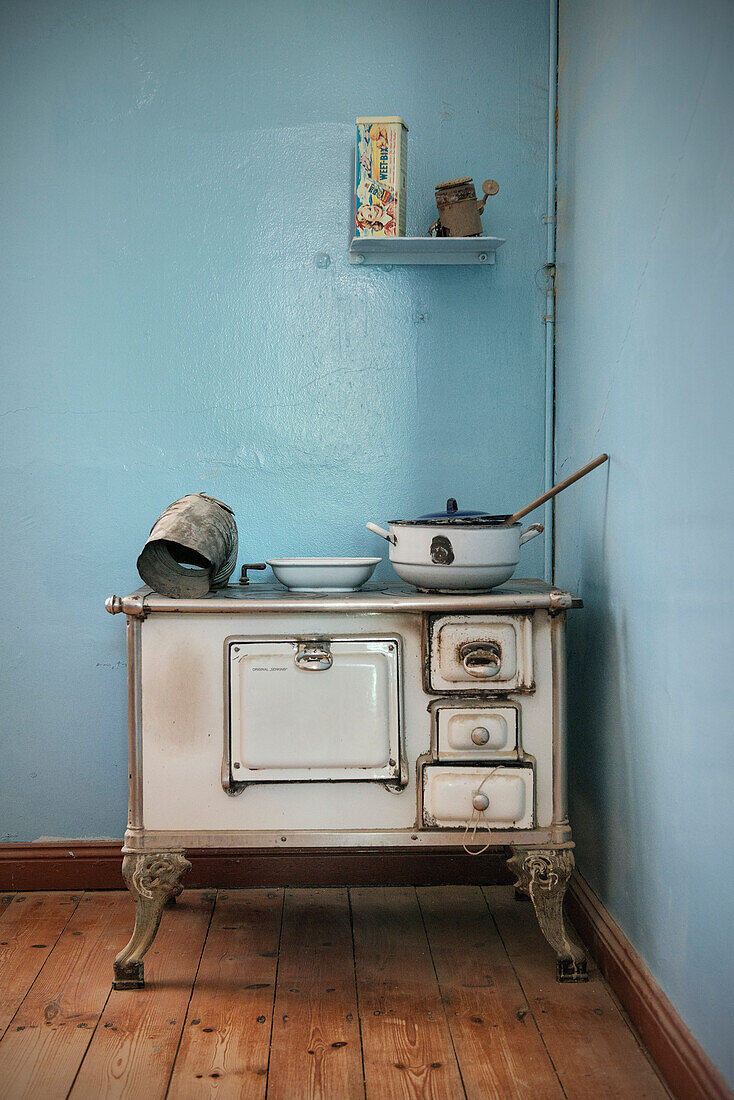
left=429, top=177, right=500, bottom=237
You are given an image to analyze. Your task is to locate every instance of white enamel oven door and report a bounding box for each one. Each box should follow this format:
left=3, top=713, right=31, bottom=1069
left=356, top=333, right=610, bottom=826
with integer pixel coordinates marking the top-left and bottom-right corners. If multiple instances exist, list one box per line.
left=225, top=636, right=404, bottom=787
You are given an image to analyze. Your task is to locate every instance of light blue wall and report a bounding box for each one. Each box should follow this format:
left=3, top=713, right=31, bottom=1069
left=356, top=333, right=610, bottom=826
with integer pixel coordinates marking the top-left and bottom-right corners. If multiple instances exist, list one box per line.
left=556, top=0, right=734, bottom=1083
left=0, top=1, right=551, bottom=840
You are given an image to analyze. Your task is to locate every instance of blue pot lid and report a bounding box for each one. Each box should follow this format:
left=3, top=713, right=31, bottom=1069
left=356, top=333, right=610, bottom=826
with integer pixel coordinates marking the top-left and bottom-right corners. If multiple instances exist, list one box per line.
left=389, top=497, right=514, bottom=527
left=418, top=497, right=487, bottom=520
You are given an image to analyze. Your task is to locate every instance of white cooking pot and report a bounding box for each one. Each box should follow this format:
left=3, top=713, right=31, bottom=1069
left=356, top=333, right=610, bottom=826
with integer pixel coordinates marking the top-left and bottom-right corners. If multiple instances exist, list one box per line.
left=366, top=498, right=543, bottom=591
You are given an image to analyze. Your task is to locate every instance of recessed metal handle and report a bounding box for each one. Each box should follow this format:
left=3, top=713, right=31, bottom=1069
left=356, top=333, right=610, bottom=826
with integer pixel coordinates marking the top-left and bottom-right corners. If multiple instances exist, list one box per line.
left=460, top=641, right=502, bottom=679
left=295, top=643, right=333, bottom=671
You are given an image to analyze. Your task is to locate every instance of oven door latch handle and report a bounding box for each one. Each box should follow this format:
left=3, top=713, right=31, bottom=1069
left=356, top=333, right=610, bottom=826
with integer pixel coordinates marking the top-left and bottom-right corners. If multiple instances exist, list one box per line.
left=459, top=641, right=502, bottom=679
left=295, top=642, right=333, bottom=671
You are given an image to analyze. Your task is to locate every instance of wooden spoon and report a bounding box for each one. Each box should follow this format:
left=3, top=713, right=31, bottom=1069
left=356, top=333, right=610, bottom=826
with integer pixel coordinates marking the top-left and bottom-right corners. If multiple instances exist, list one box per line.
left=502, top=453, right=609, bottom=527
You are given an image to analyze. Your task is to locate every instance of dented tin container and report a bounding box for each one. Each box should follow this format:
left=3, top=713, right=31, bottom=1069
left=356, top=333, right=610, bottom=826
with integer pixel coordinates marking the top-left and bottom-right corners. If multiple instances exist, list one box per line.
left=354, top=116, right=407, bottom=237
left=136, top=493, right=238, bottom=599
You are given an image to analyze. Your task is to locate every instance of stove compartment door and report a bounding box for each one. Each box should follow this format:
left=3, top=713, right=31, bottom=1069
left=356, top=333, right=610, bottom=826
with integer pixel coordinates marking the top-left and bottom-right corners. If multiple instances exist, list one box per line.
left=422, top=764, right=533, bottom=829
left=427, top=615, right=534, bottom=693
left=227, top=636, right=403, bottom=785
left=435, top=703, right=518, bottom=759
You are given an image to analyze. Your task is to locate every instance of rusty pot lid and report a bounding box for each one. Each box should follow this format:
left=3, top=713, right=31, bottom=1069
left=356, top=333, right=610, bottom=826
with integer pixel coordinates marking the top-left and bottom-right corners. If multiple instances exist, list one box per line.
left=435, top=177, right=473, bottom=191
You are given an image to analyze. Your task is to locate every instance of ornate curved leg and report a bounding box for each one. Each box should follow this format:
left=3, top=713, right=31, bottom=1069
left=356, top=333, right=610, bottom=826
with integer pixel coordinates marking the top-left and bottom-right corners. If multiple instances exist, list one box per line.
left=508, top=847, right=588, bottom=982
left=113, top=851, right=191, bottom=989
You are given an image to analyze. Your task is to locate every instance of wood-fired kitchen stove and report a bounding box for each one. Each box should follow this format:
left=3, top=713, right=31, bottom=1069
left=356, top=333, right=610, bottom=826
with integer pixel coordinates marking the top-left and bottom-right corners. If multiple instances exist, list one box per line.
left=105, top=579, right=588, bottom=988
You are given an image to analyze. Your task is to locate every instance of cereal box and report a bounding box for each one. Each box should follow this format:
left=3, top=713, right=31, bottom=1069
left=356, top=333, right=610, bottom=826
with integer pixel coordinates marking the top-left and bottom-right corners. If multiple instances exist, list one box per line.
left=354, top=116, right=408, bottom=237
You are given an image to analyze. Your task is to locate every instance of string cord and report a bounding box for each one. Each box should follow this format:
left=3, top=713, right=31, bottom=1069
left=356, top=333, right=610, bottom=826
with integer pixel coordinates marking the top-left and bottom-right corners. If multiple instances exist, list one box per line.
left=461, top=767, right=502, bottom=855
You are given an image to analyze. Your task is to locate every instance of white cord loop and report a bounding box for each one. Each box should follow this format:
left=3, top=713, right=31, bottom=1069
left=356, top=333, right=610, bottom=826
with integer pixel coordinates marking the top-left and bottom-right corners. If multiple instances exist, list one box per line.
left=462, top=806, right=492, bottom=855
left=461, top=768, right=501, bottom=855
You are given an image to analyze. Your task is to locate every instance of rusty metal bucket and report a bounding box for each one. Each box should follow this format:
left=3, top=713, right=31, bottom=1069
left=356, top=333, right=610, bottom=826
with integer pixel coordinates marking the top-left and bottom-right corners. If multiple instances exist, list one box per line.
left=137, top=493, right=238, bottom=598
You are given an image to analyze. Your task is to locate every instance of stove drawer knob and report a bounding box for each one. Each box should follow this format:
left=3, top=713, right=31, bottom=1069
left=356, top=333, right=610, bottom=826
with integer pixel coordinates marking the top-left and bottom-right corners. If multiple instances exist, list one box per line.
left=472, top=792, right=490, bottom=811
left=471, top=726, right=491, bottom=745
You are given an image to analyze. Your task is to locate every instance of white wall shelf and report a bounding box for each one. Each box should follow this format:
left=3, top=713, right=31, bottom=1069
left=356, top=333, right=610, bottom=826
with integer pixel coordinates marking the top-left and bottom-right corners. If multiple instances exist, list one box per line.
left=348, top=236, right=506, bottom=266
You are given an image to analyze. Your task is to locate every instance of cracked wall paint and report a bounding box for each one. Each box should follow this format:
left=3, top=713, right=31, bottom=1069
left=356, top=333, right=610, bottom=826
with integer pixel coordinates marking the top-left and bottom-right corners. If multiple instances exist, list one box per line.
left=0, top=0, right=552, bottom=841
left=556, top=0, right=734, bottom=1084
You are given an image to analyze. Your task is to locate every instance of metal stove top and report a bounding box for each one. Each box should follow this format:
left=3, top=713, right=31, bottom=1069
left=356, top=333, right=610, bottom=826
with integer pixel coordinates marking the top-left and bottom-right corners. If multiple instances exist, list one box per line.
left=106, top=579, right=581, bottom=617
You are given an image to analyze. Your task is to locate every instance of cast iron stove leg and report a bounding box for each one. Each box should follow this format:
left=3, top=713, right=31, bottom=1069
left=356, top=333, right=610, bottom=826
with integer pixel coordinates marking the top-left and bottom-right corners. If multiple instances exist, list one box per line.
left=113, top=851, right=191, bottom=990
left=507, top=846, right=588, bottom=982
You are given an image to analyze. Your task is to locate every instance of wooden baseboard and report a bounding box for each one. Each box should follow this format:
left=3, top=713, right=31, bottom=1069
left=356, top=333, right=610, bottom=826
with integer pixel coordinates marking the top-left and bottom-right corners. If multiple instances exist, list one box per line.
left=0, top=840, right=513, bottom=892
left=567, top=871, right=732, bottom=1100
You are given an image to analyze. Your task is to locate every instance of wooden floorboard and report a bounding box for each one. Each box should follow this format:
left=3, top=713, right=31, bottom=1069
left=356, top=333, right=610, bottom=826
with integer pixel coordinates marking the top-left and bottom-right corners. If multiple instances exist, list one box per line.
left=0, top=886, right=673, bottom=1100
left=268, top=888, right=364, bottom=1100
left=0, top=892, right=131, bottom=1100
left=0, top=893, right=82, bottom=1039
left=0, top=894, right=15, bottom=918
left=351, top=886, right=465, bottom=1100
left=68, top=890, right=215, bottom=1100
left=168, top=889, right=283, bottom=1099
left=417, top=885, right=564, bottom=1099
left=485, top=885, right=671, bottom=1099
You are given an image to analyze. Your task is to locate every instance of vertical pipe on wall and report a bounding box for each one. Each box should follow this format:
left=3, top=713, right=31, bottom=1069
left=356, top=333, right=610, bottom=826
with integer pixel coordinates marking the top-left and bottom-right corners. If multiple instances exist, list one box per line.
left=544, top=0, right=559, bottom=582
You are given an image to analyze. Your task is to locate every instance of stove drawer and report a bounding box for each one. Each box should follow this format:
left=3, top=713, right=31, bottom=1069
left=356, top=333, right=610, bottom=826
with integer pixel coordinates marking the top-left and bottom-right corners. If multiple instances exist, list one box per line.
left=428, top=615, right=533, bottom=693
left=435, top=703, right=518, bottom=759
left=226, top=635, right=403, bottom=786
left=422, top=765, right=533, bottom=829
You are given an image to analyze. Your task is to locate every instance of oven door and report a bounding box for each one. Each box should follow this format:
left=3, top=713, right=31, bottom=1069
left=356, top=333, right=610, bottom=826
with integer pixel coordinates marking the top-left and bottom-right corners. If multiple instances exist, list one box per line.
left=225, top=636, right=404, bottom=787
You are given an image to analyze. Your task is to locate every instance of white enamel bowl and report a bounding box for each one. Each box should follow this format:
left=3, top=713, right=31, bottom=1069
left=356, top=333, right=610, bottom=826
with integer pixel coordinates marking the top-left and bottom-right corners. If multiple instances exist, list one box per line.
left=267, top=557, right=381, bottom=592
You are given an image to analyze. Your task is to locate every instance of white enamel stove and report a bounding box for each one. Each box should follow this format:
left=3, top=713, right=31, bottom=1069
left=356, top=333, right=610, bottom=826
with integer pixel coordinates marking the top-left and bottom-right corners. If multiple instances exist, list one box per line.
left=105, top=579, right=589, bottom=987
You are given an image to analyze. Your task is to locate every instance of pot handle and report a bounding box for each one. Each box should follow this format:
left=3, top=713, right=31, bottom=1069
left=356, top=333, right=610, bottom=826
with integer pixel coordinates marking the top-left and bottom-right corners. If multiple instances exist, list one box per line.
left=519, top=522, right=544, bottom=546
left=366, top=522, right=396, bottom=545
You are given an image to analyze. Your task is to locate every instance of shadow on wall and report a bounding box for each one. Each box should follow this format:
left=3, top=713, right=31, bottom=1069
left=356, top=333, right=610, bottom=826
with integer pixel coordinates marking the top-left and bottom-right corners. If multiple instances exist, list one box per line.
left=566, top=468, right=646, bottom=930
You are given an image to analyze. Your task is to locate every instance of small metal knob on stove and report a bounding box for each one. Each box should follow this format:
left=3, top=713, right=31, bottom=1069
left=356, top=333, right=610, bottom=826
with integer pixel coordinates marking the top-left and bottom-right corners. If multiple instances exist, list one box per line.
left=239, top=563, right=267, bottom=585
left=471, top=726, right=490, bottom=745
left=472, top=793, right=490, bottom=811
